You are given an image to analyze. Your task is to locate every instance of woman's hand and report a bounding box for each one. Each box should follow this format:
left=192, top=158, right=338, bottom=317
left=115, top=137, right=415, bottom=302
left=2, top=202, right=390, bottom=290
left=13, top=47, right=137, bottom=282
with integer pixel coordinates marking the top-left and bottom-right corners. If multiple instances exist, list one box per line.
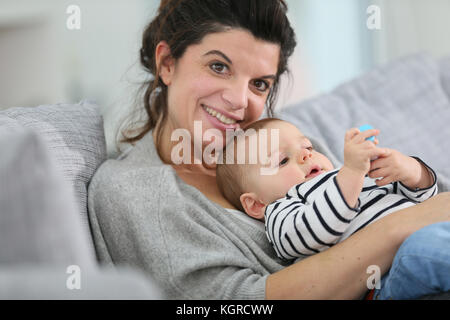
left=368, top=149, right=434, bottom=189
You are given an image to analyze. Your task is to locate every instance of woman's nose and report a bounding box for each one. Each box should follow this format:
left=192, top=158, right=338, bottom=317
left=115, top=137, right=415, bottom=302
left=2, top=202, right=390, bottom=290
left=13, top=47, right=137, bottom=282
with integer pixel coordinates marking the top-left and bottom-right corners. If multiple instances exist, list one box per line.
left=297, top=148, right=312, bottom=164
left=222, top=80, right=249, bottom=110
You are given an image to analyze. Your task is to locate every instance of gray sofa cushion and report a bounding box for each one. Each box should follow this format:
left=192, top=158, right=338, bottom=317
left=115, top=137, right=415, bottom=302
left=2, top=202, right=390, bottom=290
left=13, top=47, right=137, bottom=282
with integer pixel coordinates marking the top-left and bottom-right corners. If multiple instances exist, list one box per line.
left=0, top=266, right=162, bottom=299
left=0, top=101, right=107, bottom=255
left=0, top=126, right=94, bottom=266
left=279, top=53, right=450, bottom=192
left=0, top=124, right=163, bottom=299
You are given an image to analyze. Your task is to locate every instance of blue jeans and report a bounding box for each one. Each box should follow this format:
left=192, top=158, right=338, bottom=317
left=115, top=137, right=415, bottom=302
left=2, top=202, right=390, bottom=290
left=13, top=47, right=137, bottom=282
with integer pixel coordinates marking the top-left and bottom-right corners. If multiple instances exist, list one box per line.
left=374, top=222, right=450, bottom=300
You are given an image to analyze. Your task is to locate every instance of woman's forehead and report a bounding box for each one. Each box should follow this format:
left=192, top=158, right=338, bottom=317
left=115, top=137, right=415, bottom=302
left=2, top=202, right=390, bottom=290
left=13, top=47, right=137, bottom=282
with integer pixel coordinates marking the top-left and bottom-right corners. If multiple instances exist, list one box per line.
left=187, top=29, right=280, bottom=74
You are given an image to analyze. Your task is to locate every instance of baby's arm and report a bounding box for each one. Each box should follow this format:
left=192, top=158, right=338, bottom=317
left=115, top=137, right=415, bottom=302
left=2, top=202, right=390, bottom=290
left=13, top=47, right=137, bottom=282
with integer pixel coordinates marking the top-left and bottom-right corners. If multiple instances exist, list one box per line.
left=265, top=177, right=360, bottom=260
left=369, top=154, right=438, bottom=201
left=368, top=150, right=435, bottom=190
left=336, top=128, right=389, bottom=207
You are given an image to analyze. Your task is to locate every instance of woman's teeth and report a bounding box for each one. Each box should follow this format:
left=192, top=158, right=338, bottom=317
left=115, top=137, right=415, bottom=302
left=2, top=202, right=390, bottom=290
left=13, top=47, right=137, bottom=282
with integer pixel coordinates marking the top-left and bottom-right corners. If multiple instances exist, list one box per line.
left=203, top=105, right=237, bottom=125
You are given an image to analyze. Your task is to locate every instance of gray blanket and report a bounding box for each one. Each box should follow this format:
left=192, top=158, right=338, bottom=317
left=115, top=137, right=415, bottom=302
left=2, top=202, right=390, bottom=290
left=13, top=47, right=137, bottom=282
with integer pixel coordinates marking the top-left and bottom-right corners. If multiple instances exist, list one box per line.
left=279, top=53, right=450, bottom=192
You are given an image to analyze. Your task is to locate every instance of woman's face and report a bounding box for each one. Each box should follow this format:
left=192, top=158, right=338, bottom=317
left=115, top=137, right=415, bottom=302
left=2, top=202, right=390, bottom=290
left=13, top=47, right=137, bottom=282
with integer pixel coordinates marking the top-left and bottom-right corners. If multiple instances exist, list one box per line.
left=160, top=28, right=280, bottom=158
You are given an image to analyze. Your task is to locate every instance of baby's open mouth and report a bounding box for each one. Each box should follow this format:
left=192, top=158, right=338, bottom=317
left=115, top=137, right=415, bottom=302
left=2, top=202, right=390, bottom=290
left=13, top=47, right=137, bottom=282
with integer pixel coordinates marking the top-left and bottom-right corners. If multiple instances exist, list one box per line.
left=306, top=165, right=322, bottom=178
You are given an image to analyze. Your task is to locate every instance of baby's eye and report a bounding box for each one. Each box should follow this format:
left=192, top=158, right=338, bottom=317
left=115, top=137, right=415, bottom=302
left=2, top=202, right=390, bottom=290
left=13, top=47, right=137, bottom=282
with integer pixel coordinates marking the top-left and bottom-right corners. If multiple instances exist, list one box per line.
left=279, top=157, right=289, bottom=166
left=306, top=146, right=314, bottom=151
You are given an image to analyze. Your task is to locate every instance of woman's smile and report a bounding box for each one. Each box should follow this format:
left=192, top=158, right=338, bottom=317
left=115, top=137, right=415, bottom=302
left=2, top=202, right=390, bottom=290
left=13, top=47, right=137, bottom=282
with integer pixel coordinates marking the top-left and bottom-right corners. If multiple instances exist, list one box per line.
left=201, top=104, right=242, bottom=131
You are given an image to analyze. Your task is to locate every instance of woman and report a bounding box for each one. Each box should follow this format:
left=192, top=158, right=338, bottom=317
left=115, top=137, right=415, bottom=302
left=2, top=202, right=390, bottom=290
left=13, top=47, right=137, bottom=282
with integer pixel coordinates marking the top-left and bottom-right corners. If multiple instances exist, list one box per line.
left=88, top=0, right=450, bottom=299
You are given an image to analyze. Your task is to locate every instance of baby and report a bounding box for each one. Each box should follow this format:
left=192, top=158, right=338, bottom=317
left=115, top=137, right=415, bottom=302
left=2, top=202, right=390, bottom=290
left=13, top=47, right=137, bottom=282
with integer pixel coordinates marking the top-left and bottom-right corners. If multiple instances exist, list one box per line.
left=216, top=118, right=449, bottom=299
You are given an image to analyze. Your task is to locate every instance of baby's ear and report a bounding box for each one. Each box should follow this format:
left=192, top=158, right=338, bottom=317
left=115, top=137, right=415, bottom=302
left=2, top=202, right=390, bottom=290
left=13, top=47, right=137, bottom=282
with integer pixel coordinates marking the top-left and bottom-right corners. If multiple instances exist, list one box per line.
left=240, top=193, right=266, bottom=221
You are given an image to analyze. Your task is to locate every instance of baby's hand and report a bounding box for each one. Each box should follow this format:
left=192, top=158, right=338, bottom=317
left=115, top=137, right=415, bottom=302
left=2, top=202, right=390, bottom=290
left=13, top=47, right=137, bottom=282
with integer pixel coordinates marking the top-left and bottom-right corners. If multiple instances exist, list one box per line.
left=368, top=150, right=431, bottom=188
left=343, top=128, right=388, bottom=175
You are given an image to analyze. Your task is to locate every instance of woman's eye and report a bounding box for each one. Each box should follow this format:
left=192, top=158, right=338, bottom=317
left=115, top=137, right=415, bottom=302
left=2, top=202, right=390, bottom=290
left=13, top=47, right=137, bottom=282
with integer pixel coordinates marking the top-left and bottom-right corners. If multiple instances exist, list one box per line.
left=210, top=62, right=228, bottom=74
left=279, top=157, right=289, bottom=166
left=253, top=80, right=270, bottom=92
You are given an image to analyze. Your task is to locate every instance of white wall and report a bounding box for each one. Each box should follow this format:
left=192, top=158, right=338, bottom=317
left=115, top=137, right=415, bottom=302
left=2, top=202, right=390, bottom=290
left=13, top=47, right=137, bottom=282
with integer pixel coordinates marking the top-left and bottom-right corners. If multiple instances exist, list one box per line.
left=0, top=0, right=159, bottom=155
left=371, top=0, right=450, bottom=64
left=0, top=6, right=65, bottom=108
left=281, top=0, right=375, bottom=108
left=284, top=0, right=450, bottom=106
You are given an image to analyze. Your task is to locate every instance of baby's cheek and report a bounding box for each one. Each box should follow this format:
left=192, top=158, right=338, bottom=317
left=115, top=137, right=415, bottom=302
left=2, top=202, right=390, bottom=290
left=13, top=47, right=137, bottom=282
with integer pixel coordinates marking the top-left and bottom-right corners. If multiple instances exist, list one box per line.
left=278, top=169, right=305, bottom=191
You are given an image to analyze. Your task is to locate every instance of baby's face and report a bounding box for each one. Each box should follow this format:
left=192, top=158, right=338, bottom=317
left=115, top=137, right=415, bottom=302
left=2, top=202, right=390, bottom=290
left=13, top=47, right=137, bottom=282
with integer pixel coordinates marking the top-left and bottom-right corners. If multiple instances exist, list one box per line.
left=245, top=121, right=334, bottom=205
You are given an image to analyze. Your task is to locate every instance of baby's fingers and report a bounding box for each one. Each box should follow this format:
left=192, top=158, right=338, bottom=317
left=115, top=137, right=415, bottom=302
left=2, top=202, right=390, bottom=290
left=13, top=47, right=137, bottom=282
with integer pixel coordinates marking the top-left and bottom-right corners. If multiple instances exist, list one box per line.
left=356, top=129, right=380, bottom=143
left=345, top=128, right=360, bottom=142
left=375, top=176, right=394, bottom=187
left=370, top=147, right=390, bottom=159
left=368, top=167, right=388, bottom=179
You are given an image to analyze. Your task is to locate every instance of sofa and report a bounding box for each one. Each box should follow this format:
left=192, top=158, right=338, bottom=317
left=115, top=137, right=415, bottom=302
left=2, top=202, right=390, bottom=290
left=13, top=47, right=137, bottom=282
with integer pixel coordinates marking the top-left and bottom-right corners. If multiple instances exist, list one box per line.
left=0, top=101, right=162, bottom=299
left=0, top=53, right=448, bottom=299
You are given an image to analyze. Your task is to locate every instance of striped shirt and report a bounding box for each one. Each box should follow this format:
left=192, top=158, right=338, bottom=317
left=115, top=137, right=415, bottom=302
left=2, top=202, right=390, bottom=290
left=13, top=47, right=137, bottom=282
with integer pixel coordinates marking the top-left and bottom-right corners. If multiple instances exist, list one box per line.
left=264, top=158, right=438, bottom=261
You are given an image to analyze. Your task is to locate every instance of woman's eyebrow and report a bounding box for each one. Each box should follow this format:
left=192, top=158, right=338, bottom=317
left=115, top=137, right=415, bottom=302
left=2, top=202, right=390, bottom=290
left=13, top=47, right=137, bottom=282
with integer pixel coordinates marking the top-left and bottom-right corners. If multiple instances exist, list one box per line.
left=203, top=50, right=277, bottom=80
left=203, top=50, right=233, bottom=64
left=261, top=75, right=276, bottom=81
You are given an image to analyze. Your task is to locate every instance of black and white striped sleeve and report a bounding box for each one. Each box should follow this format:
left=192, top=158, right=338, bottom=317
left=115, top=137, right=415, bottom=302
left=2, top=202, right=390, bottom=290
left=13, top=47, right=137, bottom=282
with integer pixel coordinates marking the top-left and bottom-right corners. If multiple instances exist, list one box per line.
left=395, top=157, right=438, bottom=203
left=264, top=176, right=360, bottom=261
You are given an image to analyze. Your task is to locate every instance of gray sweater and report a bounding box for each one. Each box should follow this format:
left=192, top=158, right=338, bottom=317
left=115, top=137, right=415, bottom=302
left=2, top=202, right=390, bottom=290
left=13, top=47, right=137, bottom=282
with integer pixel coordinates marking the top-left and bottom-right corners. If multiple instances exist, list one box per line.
left=87, top=131, right=289, bottom=299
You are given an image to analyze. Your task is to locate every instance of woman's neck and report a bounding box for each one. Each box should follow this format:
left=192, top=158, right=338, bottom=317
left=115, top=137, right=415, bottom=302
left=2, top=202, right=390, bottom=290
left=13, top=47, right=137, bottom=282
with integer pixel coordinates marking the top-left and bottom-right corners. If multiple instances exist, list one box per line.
left=154, top=122, right=217, bottom=176
left=153, top=122, right=236, bottom=210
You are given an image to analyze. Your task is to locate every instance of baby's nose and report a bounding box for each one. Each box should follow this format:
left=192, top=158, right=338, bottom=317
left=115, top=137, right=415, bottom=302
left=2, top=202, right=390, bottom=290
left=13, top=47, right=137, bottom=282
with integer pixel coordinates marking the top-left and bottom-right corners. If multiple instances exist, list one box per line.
left=298, top=149, right=312, bottom=163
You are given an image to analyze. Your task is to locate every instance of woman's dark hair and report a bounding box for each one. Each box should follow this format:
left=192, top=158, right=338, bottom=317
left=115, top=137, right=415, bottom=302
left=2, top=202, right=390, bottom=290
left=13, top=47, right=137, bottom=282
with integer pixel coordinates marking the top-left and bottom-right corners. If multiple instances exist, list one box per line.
left=119, top=0, right=297, bottom=152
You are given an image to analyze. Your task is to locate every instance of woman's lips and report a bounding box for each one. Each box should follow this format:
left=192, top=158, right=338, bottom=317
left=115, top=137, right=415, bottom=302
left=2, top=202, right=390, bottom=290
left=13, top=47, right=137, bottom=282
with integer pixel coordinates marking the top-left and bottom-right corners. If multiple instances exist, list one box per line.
left=201, top=104, right=241, bottom=131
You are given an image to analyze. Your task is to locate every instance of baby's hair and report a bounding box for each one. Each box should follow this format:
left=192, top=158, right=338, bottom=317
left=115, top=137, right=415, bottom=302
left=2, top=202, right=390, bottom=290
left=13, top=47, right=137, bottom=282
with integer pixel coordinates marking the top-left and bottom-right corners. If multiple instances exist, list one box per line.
left=216, top=117, right=286, bottom=212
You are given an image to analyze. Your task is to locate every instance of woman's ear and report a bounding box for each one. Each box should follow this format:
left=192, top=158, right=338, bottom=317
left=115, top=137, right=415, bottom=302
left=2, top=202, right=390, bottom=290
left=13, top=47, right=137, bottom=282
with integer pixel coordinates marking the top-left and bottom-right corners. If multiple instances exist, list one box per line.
left=240, top=193, right=266, bottom=220
left=155, top=41, right=175, bottom=86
